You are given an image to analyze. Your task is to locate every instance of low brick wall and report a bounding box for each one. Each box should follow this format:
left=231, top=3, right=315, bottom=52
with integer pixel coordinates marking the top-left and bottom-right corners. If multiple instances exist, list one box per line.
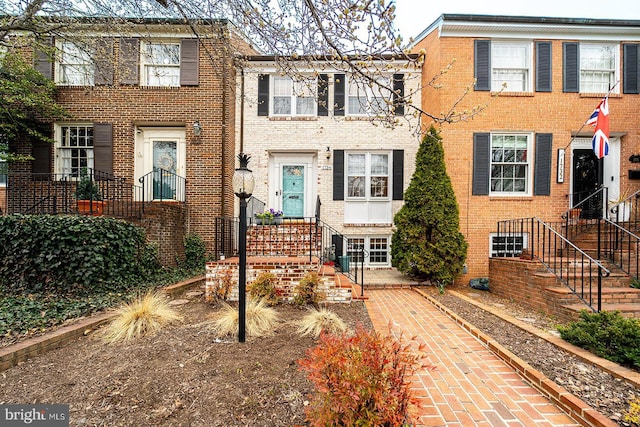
left=206, top=256, right=351, bottom=303
left=131, top=202, right=187, bottom=267
left=488, top=258, right=581, bottom=323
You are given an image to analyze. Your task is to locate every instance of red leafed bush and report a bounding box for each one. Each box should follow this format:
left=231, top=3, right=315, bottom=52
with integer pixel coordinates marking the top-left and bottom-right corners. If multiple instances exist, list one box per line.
left=298, top=325, right=430, bottom=426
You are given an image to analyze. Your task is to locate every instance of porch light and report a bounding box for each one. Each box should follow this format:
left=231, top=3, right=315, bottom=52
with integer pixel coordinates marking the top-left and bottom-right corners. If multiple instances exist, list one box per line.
left=193, top=120, right=202, bottom=137
left=326, top=146, right=331, bottom=160
left=233, top=153, right=254, bottom=343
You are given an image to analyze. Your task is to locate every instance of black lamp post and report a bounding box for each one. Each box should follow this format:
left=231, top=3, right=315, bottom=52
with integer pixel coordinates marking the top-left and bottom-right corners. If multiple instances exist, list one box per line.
left=232, top=153, right=255, bottom=343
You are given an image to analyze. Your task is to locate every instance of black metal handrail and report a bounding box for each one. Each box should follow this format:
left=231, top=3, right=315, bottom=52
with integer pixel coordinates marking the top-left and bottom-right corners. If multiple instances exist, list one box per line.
left=607, top=188, right=640, bottom=225
left=601, top=218, right=640, bottom=282
left=6, top=169, right=144, bottom=218
left=212, top=215, right=366, bottom=290
left=496, top=217, right=610, bottom=312
left=138, top=167, right=186, bottom=203
left=246, top=196, right=266, bottom=223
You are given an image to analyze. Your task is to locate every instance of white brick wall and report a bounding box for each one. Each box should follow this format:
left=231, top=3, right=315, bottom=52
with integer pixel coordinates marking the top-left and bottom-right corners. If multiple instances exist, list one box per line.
left=235, top=62, right=422, bottom=266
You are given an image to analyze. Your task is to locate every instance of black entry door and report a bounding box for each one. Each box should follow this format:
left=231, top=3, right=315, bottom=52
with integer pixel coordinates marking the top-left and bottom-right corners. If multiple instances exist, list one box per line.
left=572, top=149, right=602, bottom=219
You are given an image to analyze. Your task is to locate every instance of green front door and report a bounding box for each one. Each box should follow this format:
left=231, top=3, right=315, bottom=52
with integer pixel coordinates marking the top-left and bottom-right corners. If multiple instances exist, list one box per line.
left=282, top=165, right=304, bottom=217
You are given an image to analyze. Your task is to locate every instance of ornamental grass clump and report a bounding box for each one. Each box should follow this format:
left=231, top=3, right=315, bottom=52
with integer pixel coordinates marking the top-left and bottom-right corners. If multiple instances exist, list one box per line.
left=103, top=292, right=183, bottom=343
left=297, top=307, right=348, bottom=338
left=298, top=325, right=430, bottom=426
left=212, top=298, right=279, bottom=338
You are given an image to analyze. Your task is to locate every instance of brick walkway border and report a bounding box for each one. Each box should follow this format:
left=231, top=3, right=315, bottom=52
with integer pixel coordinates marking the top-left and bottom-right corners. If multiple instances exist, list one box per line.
left=0, top=275, right=204, bottom=372
left=414, top=288, right=619, bottom=427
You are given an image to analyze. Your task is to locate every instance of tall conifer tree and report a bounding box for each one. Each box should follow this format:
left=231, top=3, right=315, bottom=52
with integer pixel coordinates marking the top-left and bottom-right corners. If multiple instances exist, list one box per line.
left=391, top=126, right=467, bottom=285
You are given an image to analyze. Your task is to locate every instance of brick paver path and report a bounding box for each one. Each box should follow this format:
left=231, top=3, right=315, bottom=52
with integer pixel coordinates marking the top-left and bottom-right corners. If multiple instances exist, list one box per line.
left=365, top=289, right=581, bottom=427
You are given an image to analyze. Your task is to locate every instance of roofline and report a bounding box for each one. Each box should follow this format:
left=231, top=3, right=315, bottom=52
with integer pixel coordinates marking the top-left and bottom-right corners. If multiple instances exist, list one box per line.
left=243, top=53, right=421, bottom=62
left=413, top=13, right=640, bottom=45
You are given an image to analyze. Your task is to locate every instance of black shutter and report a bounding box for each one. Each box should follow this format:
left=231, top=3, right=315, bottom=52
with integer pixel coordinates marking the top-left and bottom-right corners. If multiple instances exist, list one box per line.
left=474, top=40, right=491, bottom=91
left=536, top=41, right=552, bottom=92
left=119, top=38, right=139, bottom=85
left=93, top=123, right=113, bottom=176
left=333, top=150, right=344, bottom=200
left=392, top=74, right=405, bottom=116
left=392, top=149, right=404, bottom=200
left=563, top=42, right=579, bottom=93
left=34, top=37, right=53, bottom=79
left=623, top=43, right=639, bottom=94
left=32, top=141, right=52, bottom=175
left=534, top=134, right=552, bottom=196
left=257, top=74, right=269, bottom=116
left=334, top=74, right=345, bottom=116
left=180, top=39, right=199, bottom=86
left=318, top=74, right=329, bottom=116
left=472, top=133, right=490, bottom=195
left=94, top=38, right=114, bottom=86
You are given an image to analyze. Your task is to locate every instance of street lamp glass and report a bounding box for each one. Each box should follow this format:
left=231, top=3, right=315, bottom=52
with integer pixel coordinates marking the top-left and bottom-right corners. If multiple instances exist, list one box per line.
left=233, top=154, right=255, bottom=198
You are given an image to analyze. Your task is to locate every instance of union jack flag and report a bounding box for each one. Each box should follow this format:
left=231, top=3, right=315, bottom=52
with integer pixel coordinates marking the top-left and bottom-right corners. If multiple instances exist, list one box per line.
left=588, top=97, right=609, bottom=159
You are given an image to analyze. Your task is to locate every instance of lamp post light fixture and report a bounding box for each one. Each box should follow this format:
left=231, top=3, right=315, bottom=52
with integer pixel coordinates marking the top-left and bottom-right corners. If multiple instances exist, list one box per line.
left=232, top=153, right=255, bottom=343
left=193, top=120, right=202, bottom=137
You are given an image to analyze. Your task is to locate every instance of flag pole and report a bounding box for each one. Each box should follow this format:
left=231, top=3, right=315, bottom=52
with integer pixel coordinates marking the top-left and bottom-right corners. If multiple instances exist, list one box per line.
left=562, top=81, right=619, bottom=151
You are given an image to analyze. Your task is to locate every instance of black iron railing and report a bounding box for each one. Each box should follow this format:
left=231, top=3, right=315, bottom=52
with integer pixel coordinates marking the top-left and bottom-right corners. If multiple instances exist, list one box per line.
left=212, top=216, right=366, bottom=289
left=601, top=218, right=640, bottom=280
left=138, top=167, right=186, bottom=203
left=6, top=169, right=146, bottom=218
left=495, top=217, right=610, bottom=312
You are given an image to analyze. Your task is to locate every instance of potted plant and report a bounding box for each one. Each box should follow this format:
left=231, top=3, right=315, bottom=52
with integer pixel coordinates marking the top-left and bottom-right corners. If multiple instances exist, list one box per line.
left=254, top=208, right=284, bottom=225
left=75, top=169, right=104, bottom=215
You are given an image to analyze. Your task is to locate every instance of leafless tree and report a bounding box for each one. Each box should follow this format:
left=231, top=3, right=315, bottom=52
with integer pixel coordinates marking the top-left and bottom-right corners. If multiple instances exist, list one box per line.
left=1, top=0, right=495, bottom=128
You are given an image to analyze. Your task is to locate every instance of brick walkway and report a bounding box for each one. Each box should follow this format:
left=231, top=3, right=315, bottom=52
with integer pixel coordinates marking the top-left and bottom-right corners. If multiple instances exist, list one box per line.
left=364, top=288, right=581, bottom=427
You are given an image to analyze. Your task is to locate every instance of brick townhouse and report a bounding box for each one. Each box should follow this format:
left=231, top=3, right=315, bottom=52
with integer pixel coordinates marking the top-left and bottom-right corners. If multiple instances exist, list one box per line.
left=4, top=18, right=255, bottom=264
left=412, top=14, right=640, bottom=281
left=236, top=55, right=422, bottom=268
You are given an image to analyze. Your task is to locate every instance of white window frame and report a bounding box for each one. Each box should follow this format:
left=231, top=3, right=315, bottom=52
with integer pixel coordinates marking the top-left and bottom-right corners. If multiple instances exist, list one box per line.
left=489, top=133, right=533, bottom=196
left=490, top=233, right=529, bottom=258
left=271, top=76, right=317, bottom=116
left=347, top=236, right=390, bottom=267
left=55, top=41, right=94, bottom=86
left=141, top=41, right=180, bottom=87
left=0, top=158, right=6, bottom=187
left=54, top=124, right=94, bottom=178
left=580, top=43, right=619, bottom=94
left=347, top=76, right=391, bottom=116
left=346, top=152, right=390, bottom=200
left=491, top=41, right=532, bottom=92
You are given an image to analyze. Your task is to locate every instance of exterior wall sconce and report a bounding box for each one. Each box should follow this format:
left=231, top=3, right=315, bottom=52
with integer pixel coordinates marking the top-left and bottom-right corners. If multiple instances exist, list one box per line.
left=193, top=120, right=202, bottom=137
left=326, top=146, right=331, bottom=160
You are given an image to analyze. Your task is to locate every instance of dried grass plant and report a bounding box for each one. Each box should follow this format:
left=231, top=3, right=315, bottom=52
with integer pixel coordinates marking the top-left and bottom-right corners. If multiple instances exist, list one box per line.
left=297, top=307, right=348, bottom=338
left=103, top=292, right=183, bottom=343
left=212, top=298, right=279, bottom=338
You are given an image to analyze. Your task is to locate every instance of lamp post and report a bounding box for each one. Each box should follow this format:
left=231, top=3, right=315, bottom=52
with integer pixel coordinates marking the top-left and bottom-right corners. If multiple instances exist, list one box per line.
left=232, top=153, right=255, bottom=343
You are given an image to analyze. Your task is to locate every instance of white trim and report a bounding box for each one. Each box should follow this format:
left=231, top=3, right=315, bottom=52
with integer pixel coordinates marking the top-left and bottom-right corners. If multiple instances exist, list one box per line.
left=135, top=127, right=186, bottom=201
left=488, top=132, right=533, bottom=197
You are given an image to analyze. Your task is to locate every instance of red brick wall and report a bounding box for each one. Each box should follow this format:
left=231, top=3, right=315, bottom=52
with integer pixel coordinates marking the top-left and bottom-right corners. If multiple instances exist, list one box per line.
left=9, top=27, right=240, bottom=259
left=130, top=203, right=187, bottom=267
left=413, top=31, right=640, bottom=282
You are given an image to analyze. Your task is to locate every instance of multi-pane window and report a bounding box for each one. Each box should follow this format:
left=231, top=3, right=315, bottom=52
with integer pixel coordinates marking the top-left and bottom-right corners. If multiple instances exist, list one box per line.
left=580, top=44, right=618, bottom=93
left=490, top=234, right=528, bottom=258
left=347, top=77, right=390, bottom=115
left=58, top=41, right=94, bottom=86
left=272, top=76, right=316, bottom=116
left=0, top=158, right=6, bottom=186
left=142, top=42, right=180, bottom=87
left=490, top=134, right=530, bottom=195
left=56, top=125, right=94, bottom=177
left=347, top=237, right=390, bottom=266
left=491, top=42, right=531, bottom=92
left=347, top=152, right=389, bottom=199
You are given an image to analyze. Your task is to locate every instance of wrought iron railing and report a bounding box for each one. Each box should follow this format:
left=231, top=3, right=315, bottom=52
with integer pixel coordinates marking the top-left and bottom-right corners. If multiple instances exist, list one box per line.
left=138, top=167, right=186, bottom=203
left=212, top=216, right=366, bottom=289
left=600, top=218, right=640, bottom=281
left=495, top=217, right=610, bottom=312
left=247, top=196, right=266, bottom=224
left=5, top=169, right=145, bottom=218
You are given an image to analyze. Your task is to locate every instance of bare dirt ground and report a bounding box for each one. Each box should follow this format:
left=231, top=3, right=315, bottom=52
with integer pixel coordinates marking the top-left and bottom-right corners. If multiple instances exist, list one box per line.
left=1, top=286, right=639, bottom=426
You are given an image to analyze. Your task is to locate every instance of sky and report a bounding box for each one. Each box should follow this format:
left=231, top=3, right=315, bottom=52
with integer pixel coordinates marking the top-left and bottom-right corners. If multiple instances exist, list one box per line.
left=393, top=0, right=640, bottom=41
